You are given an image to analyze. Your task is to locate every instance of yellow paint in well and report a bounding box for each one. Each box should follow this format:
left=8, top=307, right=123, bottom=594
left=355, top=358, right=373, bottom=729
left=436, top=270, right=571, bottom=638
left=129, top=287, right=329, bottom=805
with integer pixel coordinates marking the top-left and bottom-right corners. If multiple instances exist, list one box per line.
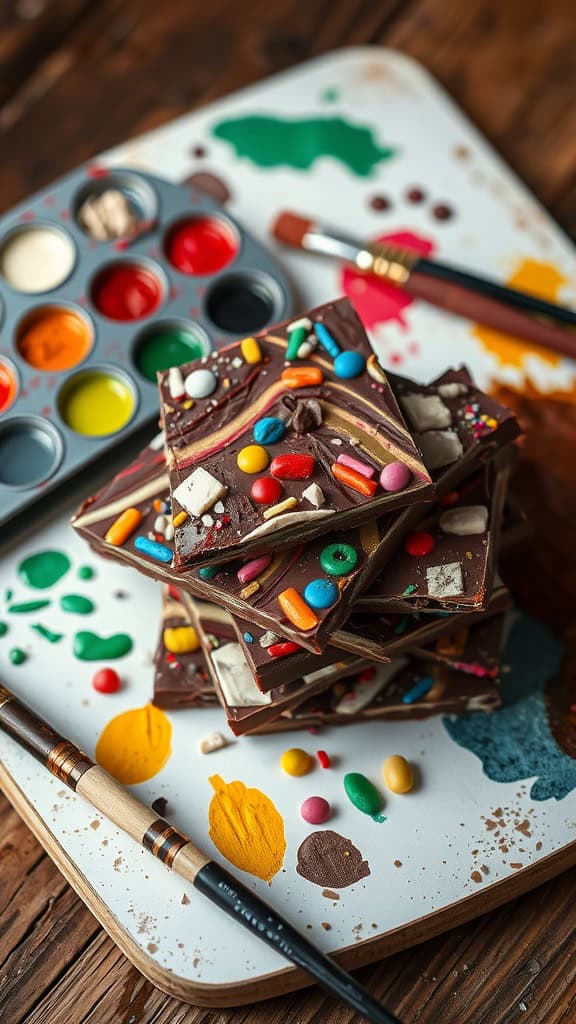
left=60, top=371, right=135, bottom=436
left=472, top=259, right=568, bottom=370
left=208, top=774, right=286, bottom=883
left=95, top=704, right=172, bottom=784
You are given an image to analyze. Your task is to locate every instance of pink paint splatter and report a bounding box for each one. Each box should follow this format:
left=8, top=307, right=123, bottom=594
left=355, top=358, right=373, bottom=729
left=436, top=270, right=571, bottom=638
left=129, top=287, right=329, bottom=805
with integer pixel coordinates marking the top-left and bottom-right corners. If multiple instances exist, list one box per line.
left=340, top=230, right=435, bottom=331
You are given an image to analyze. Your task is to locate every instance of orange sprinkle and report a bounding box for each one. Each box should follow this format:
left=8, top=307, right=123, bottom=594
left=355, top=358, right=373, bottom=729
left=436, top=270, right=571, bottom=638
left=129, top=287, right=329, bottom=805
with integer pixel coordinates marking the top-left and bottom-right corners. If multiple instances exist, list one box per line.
left=277, top=587, right=319, bottom=631
left=280, top=366, right=323, bottom=389
left=104, top=507, right=142, bottom=546
left=331, top=462, right=378, bottom=497
left=153, top=499, right=163, bottom=512
left=173, top=510, right=188, bottom=528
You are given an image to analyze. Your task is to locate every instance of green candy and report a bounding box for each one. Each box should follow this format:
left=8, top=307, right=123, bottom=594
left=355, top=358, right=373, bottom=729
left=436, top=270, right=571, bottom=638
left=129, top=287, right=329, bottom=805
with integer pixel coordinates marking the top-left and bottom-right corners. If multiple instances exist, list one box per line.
left=286, top=325, right=307, bottom=360
left=344, top=772, right=382, bottom=816
left=320, top=542, right=358, bottom=577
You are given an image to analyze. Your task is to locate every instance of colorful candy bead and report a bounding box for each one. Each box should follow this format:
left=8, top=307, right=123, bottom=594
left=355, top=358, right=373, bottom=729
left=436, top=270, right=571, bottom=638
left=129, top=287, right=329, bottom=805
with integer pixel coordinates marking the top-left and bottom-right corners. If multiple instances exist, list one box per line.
left=237, top=554, right=272, bottom=584
left=250, top=476, right=282, bottom=504
left=281, top=747, right=314, bottom=776
left=333, top=351, right=366, bottom=379
left=104, top=507, right=142, bottom=546
left=92, top=667, right=121, bottom=694
left=270, top=453, right=315, bottom=479
left=336, top=453, right=375, bottom=479
left=316, top=750, right=331, bottom=769
left=253, top=417, right=286, bottom=445
left=281, top=366, right=323, bottom=388
left=320, top=542, right=358, bottom=576
left=404, top=531, right=435, bottom=557
left=382, top=755, right=414, bottom=794
left=314, top=322, right=340, bottom=357
left=198, top=565, right=219, bottom=580
left=286, top=318, right=311, bottom=360
left=240, top=336, right=262, bottom=364
left=262, top=496, right=298, bottom=520
left=278, top=587, right=319, bottom=631
left=237, top=444, right=269, bottom=474
left=243, top=632, right=254, bottom=643
left=300, top=796, right=331, bottom=824
left=163, top=626, right=199, bottom=654
left=134, top=535, right=173, bottom=563
left=402, top=676, right=433, bottom=704
left=184, top=368, right=218, bottom=399
left=331, top=462, right=377, bottom=496
left=380, top=461, right=411, bottom=492
left=304, top=578, right=339, bottom=609
left=343, top=772, right=383, bottom=816
left=267, top=640, right=301, bottom=658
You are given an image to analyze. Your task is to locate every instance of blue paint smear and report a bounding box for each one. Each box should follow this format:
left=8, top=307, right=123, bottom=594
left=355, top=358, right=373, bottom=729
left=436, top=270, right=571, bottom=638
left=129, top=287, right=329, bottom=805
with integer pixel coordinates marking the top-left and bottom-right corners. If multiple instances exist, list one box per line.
left=444, top=615, right=576, bottom=801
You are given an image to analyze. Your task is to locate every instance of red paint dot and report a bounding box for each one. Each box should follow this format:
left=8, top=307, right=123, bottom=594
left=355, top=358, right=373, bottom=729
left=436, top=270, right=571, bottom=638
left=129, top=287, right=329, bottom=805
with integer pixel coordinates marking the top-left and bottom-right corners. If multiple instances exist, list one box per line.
left=165, top=216, right=237, bottom=276
left=404, top=531, right=435, bottom=557
left=92, top=667, right=121, bottom=693
left=92, top=262, right=163, bottom=321
left=250, top=476, right=282, bottom=504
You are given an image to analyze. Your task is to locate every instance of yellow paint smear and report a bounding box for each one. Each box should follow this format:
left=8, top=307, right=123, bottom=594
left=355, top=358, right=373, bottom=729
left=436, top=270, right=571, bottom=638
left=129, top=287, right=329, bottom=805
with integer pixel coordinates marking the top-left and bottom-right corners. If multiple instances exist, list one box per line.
left=208, top=775, right=286, bottom=883
left=95, top=704, right=172, bottom=784
left=472, top=259, right=568, bottom=370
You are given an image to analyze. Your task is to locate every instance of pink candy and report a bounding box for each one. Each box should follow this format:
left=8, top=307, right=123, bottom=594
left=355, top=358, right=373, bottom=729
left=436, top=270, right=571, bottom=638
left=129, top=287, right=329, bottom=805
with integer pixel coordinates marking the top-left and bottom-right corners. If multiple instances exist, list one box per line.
left=300, top=795, right=331, bottom=825
left=237, top=554, right=273, bottom=584
left=336, top=453, right=374, bottom=479
left=380, top=461, right=411, bottom=492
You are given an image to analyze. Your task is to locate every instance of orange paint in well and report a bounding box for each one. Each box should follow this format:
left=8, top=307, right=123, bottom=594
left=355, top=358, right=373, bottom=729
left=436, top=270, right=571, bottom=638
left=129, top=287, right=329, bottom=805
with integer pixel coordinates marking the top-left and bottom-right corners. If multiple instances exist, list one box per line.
left=472, top=259, right=568, bottom=371
left=95, top=704, right=172, bottom=784
left=17, top=306, right=92, bottom=372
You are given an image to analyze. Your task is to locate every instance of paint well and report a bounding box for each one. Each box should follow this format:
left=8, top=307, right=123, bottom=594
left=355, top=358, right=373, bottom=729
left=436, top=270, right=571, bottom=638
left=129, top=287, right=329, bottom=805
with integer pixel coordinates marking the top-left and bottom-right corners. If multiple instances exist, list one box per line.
left=95, top=704, right=172, bottom=784
left=17, top=306, right=93, bottom=372
left=18, top=550, right=70, bottom=589
left=165, top=215, right=237, bottom=275
left=133, top=322, right=207, bottom=382
left=0, top=417, right=63, bottom=487
left=0, top=358, right=18, bottom=414
left=58, top=369, right=135, bottom=436
left=206, top=272, right=276, bottom=333
left=91, top=261, right=163, bottom=321
left=0, top=225, right=76, bottom=292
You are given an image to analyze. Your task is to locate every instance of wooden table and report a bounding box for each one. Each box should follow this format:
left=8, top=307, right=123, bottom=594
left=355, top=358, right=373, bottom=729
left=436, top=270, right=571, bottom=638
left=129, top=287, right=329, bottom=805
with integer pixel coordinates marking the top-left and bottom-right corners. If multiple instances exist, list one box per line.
left=1, top=2, right=575, bottom=1021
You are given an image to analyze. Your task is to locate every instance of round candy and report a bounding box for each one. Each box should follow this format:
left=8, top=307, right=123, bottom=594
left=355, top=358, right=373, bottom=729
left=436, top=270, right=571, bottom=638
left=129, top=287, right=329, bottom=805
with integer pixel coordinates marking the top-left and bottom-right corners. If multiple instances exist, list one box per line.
left=343, top=772, right=383, bottom=816
left=250, top=476, right=282, bottom=504
left=92, top=667, right=121, bottom=694
left=243, top=631, right=254, bottom=644
left=253, top=417, right=286, bottom=445
left=300, top=796, right=331, bottom=825
left=320, top=542, right=359, bottom=577
left=380, top=461, right=411, bottom=493
left=280, top=747, right=314, bottom=776
left=237, top=444, right=269, bottom=474
left=184, top=368, right=218, bottom=399
left=333, top=350, right=366, bottom=379
left=404, top=531, right=435, bottom=557
left=382, top=755, right=414, bottom=794
left=304, top=578, right=339, bottom=610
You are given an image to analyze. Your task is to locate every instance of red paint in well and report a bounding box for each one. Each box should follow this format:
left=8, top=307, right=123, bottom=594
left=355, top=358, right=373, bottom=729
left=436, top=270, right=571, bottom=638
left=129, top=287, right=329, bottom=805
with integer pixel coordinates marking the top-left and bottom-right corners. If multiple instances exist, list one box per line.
left=92, top=262, right=162, bottom=321
left=165, top=216, right=237, bottom=276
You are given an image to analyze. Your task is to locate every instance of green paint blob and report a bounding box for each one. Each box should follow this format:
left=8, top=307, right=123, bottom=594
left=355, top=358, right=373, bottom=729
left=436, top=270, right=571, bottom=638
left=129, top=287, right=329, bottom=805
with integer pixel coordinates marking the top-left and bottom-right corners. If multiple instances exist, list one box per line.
left=9, top=647, right=26, bottom=665
left=78, top=566, right=95, bottom=580
left=343, top=772, right=383, bottom=818
left=0, top=621, right=8, bottom=636
left=60, top=594, right=95, bottom=615
left=212, top=115, right=395, bottom=177
left=18, top=550, right=71, bottom=590
left=73, top=631, right=133, bottom=661
left=4, top=589, right=13, bottom=602
left=135, top=328, right=204, bottom=382
left=8, top=599, right=51, bottom=613
left=321, top=87, right=340, bottom=103
left=31, top=623, right=63, bottom=643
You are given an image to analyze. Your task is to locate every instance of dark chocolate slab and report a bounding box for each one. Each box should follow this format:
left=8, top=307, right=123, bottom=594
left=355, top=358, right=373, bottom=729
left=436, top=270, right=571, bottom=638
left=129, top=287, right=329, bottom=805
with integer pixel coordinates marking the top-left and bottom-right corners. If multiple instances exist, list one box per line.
left=152, top=586, right=218, bottom=709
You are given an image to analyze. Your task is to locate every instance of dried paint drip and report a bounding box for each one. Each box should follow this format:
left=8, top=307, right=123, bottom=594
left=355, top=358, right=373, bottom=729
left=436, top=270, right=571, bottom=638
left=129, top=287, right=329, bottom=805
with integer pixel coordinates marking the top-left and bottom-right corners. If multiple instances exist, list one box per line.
left=95, top=704, right=172, bottom=784
left=9, top=648, right=26, bottom=665
left=73, top=631, right=133, bottom=660
left=31, top=623, right=63, bottom=643
left=78, top=566, right=95, bottom=580
left=296, top=830, right=370, bottom=888
left=60, top=594, right=95, bottom=614
left=343, top=772, right=385, bottom=822
left=18, top=550, right=71, bottom=589
left=208, top=775, right=286, bottom=883
left=8, top=600, right=51, bottom=613
left=0, top=622, right=8, bottom=636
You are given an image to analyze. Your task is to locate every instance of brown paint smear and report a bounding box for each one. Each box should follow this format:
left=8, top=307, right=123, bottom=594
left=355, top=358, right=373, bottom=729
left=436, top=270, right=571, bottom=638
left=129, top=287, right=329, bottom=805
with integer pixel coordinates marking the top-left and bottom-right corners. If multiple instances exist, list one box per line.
left=296, top=830, right=370, bottom=888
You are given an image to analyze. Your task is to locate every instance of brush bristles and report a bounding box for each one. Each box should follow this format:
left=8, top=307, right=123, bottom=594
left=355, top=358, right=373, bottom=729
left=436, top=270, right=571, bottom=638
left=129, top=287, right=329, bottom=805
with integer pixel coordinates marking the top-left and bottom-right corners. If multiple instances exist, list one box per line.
left=272, top=211, right=313, bottom=249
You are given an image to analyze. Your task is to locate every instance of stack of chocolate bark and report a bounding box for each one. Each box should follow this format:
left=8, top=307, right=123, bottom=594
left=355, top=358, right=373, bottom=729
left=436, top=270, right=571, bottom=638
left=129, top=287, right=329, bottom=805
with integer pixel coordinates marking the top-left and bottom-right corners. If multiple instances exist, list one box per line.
left=73, top=298, right=521, bottom=735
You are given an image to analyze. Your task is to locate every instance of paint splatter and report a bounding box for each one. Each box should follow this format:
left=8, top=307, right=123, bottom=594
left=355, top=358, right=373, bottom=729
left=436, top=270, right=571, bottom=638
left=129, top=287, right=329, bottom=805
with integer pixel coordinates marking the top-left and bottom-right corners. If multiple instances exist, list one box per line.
left=208, top=775, right=286, bottom=883
left=78, top=565, right=95, bottom=580
left=212, top=115, right=395, bottom=177
left=60, top=594, right=95, bottom=615
left=0, top=622, right=7, bottom=636
left=31, top=624, right=63, bottom=643
left=340, top=230, right=435, bottom=330
left=445, top=615, right=576, bottom=800
left=472, top=259, right=567, bottom=371
left=296, top=830, right=370, bottom=888
left=8, top=600, right=51, bottom=613
left=73, top=631, right=133, bottom=660
left=18, top=550, right=70, bottom=589
left=95, top=704, right=172, bottom=784
left=9, top=648, right=26, bottom=665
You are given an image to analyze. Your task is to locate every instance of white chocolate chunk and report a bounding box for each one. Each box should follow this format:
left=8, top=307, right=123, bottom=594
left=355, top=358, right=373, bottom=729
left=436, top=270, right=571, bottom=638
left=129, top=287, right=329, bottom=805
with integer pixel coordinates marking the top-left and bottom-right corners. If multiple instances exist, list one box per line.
left=168, top=366, right=185, bottom=400
left=213, top=500, right=225, bottom=514
left=259, top=630, right=281, bottom=648
left=173, top=467, right=227, bottom=518
left=302, top=482, right=326, bottom=508
left=149, top=431, right=165, bottom=451
left=197, top=731, right=229, bottom=755
left=201, top=513, right=214, bottom=528
left=335, top=660, right=407, bottom=715
left=426, top=561, right=464, bottom=598
left=242, top=508, right=334, bottom=542
left=211, top=643, right=271, bottom=706
left=153, top=514, right=167, bottom=533
left=437, top=382, right=468, bottom=399
left=439, top=504, right=489, bottom=535
left=164, top=522, right=175, bottom=542
left=401, top=393, right=452, bottom=431
left=417, top=429, right=464, bottom=469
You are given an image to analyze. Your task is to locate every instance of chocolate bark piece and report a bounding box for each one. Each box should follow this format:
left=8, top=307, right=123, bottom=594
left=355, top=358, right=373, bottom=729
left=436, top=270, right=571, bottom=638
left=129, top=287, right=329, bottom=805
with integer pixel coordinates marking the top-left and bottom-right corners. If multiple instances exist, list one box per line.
left=410, top=610, right=507, bottom=679
left=158, top=297, right=433, bottom=569
left=152, top=586, right=217, bottom=709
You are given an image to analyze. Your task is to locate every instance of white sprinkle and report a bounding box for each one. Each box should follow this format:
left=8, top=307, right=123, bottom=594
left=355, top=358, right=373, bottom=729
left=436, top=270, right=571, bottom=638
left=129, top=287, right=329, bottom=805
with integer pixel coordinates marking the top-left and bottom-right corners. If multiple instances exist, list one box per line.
left=164, top=523, right=174, bottom=542
left=168, top=366, right=185, bottom=400
left=331, top=438, right=343, bottom=446
left=149, top=431, right=165, bottom=451
left=201, top=513, right=214, bottom=527
left=153, top=514, right=167, bottom=533
left=288, top=316, right=312, bottom=332
left=231, top=356, right=243, bottom=369
left=198, top=731, right=229, bottom=755
left=213, top=500, right=225, bottom=514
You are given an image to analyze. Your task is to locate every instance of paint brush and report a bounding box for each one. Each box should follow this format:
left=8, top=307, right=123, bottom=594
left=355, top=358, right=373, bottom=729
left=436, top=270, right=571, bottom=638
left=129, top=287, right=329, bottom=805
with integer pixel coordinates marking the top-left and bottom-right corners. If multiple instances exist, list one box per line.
left=272, top=211, right=576, bottom=360
left=0, top=682, right=401, bottom=1024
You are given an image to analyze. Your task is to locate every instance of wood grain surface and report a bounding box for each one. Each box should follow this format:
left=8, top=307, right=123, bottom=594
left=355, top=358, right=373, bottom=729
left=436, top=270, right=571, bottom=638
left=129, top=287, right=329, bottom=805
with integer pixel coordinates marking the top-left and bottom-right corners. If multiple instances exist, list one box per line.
left=1, top=1, right=575, bottom=1021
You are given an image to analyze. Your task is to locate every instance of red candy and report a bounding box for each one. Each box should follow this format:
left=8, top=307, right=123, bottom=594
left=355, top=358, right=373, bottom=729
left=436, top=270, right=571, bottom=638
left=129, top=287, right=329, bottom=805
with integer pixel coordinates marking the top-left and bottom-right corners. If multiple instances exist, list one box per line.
left=270, top=454, right=315, bottom=480
left=404, top=531, right=435, bottom=557
left=92, top=667, right=121, bottom=693
left=267, top=640, right=301, bottom=658
left=439, top=490, right=460, bottom=507
left=250, top=476, right=282, bottom=504
left=316, top=749, right=331, bottom=769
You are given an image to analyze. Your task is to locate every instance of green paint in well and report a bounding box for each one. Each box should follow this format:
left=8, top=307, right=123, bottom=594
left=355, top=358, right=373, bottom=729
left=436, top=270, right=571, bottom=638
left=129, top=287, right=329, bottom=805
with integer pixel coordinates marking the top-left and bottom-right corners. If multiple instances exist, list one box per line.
left=212, top=115, right=395, bottom=177
left=32, top=623, right=63, bottom=643
left=78, top=565, right=95, bottom=580
left=135, top=327, right=205, bottom=382
left=73, top=631, right=133, bottom=661
left=18, top=550, right=71, bottom=589
left=0, top=622, right=8, bottom=636
left=9, top=648, right=26, bottom=665
left=60, top=594, right=95, bottom=615
left=8, top=599, right=51, bottom=613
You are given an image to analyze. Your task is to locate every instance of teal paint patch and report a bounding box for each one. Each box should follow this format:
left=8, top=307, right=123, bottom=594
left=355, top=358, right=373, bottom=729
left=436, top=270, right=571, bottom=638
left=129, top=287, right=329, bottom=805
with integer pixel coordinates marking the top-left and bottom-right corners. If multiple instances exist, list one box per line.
left=444, top=615, right=576, bottom=801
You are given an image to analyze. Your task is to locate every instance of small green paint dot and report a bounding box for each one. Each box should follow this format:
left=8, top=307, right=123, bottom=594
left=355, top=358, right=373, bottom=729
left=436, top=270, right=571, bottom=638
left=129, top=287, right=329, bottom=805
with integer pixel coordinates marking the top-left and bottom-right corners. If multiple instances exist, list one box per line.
left=60, top=594, right=95, bottom=615
left=4, top=589, right=13, bottom=603
left=31, top=623, right=63, bottom=643
left=9, top=647, right=26, bottom=665
left=321, top=87, right=340, bottom=103
left=78, top=566, right=95, bottom=580
left=8, top=599, right=51, bottom=614
left=0, top=621, right=8, bottom=637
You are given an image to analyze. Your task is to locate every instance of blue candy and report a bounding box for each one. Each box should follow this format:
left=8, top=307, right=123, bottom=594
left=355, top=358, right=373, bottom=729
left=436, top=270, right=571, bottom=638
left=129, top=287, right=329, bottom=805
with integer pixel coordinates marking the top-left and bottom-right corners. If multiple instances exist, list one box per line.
left=253, top=416, right=286, bottom=445
left=303, top=578, right=339, bottom=610
left=314, top=322, right=340, bottom=358
left=134, top=535, right=173, bottom=564
left=199, top=565, right=219, bottom=581
left=333, top=350, right=366, bottom=379
left=243, top=631, right=254, bottom=644
left=402, top=676, right=434, bottom=705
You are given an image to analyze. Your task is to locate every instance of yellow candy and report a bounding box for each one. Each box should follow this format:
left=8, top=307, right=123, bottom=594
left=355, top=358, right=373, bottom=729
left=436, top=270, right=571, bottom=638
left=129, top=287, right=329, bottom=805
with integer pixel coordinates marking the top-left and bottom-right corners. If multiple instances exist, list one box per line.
left=241, top=337, right=262, bottom=364
left=280, top=747, right=314, bottom=777
left=173, top=510, right=188, bottom=528
left=163, top=625, right=199, bottom=654
left=237, top=444, right=269, bottom=474
left=382, top=755, right=414, bottom=794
